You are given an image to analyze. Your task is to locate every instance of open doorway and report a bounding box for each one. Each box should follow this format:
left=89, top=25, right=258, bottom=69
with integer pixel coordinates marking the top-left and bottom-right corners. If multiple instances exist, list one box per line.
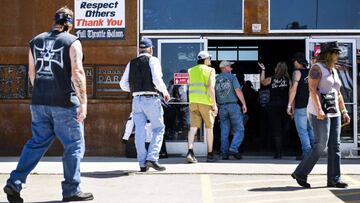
left=209, top=39, right=306, bottom=156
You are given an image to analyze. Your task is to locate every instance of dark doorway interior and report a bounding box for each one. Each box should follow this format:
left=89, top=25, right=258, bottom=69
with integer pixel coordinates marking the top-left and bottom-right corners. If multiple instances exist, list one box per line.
left=209, top=39, right=306, bottom=156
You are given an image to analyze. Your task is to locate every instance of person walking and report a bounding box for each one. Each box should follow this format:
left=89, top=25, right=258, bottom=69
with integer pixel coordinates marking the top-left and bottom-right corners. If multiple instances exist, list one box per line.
left=259, top=61, right=291, bottom=159
left=287, top=53, right=314, bottom=160
left=120, top=38, right=170, bottom=172
left=186, top=51, right=217, bottom=163
left=3, top=6, right=93, bottom=202
left=215, top=61, right=247, bottom=160
left=291, top=41, right=351, bottom=188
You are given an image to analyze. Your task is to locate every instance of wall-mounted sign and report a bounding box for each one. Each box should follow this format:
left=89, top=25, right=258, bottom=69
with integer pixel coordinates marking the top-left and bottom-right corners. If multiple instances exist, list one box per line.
left=0, top=65, right=27, bottom=99
left=96, top=66, right=128, bottom=98
left=174, top=73, right=189, bottom=85
left=252, top=23, right=261, bottom=33
left=74, top=0, right=125, bottom=40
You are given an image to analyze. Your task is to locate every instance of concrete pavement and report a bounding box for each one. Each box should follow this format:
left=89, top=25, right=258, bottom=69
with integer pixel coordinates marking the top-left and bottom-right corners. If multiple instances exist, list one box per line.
left=1, top=157, right=360, bottom=203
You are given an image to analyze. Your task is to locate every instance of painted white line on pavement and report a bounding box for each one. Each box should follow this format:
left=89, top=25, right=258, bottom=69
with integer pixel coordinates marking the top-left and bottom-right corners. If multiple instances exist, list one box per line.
left=201, top=174, right=214, bottom=203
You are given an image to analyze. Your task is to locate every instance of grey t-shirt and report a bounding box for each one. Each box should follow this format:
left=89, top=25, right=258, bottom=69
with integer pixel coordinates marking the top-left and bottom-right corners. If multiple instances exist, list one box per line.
left=215, top=72, right=240, bottom=104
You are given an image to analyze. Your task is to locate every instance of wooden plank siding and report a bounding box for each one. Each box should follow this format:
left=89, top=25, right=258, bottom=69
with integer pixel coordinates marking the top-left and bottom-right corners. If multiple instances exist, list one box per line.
left=0, top=0, right=136, bottom=156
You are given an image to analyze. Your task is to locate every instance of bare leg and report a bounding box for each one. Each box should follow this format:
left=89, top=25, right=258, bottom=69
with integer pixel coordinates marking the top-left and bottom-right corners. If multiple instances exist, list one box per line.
left=188, top=127, right=198, bottom=149
left=205, top=128, right=213, bottom=153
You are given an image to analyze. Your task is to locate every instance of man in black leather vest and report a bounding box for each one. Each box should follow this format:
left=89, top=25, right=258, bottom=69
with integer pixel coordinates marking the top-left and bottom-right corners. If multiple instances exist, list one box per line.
left=3, top=6, right=93, bottom=202
left=120, top=38, right=170, bottom=172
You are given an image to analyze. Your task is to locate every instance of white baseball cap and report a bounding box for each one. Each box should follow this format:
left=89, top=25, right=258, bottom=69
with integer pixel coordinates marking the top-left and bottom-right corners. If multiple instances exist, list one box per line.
left=197, top=51, right=212, bottom=60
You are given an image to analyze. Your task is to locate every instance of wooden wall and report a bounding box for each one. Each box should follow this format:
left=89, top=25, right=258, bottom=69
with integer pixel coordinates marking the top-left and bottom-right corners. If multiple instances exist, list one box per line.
left=0, top=0, right=136, bottom=156
left=0, top=0, right=137, bottom=65
left=244, top=0, right=268, bottom=35
left=0, top=100, right=131, bottom=156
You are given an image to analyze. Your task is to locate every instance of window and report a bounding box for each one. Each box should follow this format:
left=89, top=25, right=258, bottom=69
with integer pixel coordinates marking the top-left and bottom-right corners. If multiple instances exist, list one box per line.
left=218, top=47, right=238, bottom=61
left=209, top=46, right=258, bottom=61
left=141, top=0, right=243, bottom=32
left=239, top=50, right=258, bottom=61
left=270, top=0, right=360, bottom=32
left=158, top=40, right=206, bottom=85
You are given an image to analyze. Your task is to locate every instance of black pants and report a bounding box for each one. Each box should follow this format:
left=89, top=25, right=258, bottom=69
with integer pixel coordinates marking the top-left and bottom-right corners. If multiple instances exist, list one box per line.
left=267, top=105, right=290, bottom=154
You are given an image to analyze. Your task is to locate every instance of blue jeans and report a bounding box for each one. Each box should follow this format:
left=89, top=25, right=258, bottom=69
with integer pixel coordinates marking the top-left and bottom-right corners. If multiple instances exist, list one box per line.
left=294, top=108, right=314, bottom=156
left=219, top=103, right=244, bottom=155
left=132, top=96, right=165, bottom=167
left=7, top=105, right=85, bottom=197
left=293, top=114, right=341, bottom=184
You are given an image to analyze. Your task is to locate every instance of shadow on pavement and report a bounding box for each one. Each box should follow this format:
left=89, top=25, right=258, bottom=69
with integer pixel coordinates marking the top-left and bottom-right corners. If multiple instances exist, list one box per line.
left=248, top=186, right=327, bottom=192
left=81, top=170, right=132, bottom=178
left=330, top=188, right=360, bottom=202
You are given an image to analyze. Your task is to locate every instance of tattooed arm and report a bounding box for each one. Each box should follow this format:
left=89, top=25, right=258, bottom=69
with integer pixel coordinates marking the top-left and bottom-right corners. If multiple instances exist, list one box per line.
left=28, top=49, right=35, bottom=86
left=308, top=65, right=325, bottom=120
left=70, top=40, right=87, bottom=122
left=287, top=70, right=301, bottom=115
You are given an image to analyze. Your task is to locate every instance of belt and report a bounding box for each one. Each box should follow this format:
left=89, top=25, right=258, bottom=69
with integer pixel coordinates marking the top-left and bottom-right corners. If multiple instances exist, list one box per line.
left=219, top=102, right=238, bottom=105
left=136, top=94, right=159, bottom=97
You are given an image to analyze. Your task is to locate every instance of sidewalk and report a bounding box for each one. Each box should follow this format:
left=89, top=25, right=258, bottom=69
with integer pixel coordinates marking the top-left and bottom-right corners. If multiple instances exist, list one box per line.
left=1, top=156, right=359, bottom=175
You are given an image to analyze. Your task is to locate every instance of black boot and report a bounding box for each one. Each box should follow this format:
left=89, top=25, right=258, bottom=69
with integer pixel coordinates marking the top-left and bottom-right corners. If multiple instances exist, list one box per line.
left=62, top=191, right=94, bottom=202
left=3, top=185, right=23, bottom=203
left=327, top=181, right=348, bottom=188
left=145, top=160, right=166, bottom=171
left=291, top=173, right=311, bottom=188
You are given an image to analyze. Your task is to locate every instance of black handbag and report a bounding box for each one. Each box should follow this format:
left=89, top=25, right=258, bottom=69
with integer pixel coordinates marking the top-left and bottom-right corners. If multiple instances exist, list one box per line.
left=259, top=89, right=270, bottom=107
left=320, top=92, right=337, bottom=114
left=319, top=68, right=338, bottom=114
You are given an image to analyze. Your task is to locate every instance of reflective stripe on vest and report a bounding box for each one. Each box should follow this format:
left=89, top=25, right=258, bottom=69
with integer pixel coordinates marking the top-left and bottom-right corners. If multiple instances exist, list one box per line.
left=188, top=64, right=213, bottom=105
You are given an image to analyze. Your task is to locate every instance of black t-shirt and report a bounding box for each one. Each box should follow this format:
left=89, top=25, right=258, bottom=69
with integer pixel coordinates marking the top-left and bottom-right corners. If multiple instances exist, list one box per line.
left=30, top=30, right=79, bottom=107
left=269, top=76, right=289, bottom=107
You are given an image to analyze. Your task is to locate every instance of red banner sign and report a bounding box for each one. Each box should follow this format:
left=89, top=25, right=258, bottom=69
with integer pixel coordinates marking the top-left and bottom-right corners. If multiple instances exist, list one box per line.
left=174, top=73, right=189, bottom=85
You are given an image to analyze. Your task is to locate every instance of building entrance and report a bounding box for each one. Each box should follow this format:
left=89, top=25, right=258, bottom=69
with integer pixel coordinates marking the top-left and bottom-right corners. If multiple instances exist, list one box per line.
left=156, top=37, right=358, bottom=157
left=208, top=39, right=306, bottom=156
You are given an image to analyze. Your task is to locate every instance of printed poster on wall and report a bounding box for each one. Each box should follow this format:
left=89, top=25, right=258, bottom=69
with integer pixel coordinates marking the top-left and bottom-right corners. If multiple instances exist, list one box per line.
left=74, top=0, right=125, bottom=40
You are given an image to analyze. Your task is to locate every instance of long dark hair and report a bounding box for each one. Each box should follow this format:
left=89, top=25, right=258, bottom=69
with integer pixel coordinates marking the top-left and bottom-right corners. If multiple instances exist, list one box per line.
left=317, top=52, right=336, bottom=68
left=273, top=61, right=290, bottom=80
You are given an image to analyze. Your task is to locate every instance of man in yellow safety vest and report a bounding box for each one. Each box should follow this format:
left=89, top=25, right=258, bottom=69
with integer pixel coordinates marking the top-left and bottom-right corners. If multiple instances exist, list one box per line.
left=186, top=51, right=218, bottom=163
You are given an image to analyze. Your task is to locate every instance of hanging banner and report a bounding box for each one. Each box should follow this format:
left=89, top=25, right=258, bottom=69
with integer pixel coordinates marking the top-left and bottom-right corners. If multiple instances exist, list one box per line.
left=74, top=0, right=125, bottom=40
left=174, top=73, right=189, bottom=85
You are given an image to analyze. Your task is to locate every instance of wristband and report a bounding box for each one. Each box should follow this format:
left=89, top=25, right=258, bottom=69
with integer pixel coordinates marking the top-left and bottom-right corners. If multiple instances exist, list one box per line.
left=340, top=109, right=348, bottom=114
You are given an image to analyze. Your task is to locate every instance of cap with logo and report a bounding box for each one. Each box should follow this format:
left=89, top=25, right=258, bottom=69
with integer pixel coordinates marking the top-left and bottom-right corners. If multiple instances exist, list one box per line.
left=197, top=51, right=212, bottom=60
left=219, top=61, right=234, bottom=68
left=139, top=38, right=153, bottom=48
